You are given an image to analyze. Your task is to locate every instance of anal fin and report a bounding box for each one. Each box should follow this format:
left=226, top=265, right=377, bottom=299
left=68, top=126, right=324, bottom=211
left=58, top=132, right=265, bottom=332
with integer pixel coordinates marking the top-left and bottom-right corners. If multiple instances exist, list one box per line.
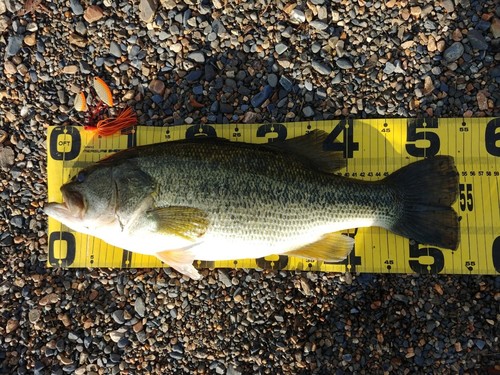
left=155, top=249, right=202, bottom=280
left=287, top=233, right=354, bottom=262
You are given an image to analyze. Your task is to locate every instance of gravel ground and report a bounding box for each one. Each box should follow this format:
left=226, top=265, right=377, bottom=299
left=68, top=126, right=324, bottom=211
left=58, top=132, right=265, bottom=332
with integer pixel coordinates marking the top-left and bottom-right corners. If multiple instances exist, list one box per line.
left=1, top=0, right=499, bottom=374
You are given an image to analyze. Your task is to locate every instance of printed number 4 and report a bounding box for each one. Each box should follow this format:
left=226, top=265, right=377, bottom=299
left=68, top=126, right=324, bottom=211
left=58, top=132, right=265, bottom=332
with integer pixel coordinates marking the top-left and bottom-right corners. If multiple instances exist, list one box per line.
left=325, top=119, right=359, bottom=158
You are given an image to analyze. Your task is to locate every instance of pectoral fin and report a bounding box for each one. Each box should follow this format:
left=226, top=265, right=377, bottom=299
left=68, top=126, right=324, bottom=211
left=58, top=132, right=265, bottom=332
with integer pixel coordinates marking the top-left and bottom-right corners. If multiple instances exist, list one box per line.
left=149, top=206, right=209, bottom=241
left=155, top=249, right=202, bottom=280
left=287, top=233, right=354, bottom=262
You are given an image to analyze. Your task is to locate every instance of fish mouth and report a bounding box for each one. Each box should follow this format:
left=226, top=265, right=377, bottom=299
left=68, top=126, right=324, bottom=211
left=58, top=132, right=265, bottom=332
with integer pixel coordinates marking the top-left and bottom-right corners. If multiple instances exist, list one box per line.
left=45, top=186, right=86, bottom=221
left=60, top=186, right=86, bottom=217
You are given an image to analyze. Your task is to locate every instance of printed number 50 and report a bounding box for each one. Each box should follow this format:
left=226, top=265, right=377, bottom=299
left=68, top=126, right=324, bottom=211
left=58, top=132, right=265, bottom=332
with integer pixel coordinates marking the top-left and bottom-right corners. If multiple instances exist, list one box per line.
left=408, top=243, right=444, bottom=274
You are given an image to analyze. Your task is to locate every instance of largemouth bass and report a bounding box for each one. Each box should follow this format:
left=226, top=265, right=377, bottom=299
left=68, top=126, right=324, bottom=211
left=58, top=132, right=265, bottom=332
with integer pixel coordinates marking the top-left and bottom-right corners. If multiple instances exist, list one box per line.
left=45, top=130, right=460, bottom=279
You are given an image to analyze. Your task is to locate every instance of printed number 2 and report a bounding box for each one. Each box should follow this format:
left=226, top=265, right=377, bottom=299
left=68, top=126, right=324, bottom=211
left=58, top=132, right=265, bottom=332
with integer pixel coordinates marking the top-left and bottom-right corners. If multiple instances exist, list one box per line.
left=459, top=183, right=473, bottom=211
left=405, top=118, right=440, bottom=157
left=408, top=243, right=445, bottom=274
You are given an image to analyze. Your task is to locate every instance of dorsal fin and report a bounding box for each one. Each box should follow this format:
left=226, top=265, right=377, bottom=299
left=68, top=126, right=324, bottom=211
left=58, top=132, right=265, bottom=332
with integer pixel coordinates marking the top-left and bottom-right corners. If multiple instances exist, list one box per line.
left=265, top=130, right=346, bottom=173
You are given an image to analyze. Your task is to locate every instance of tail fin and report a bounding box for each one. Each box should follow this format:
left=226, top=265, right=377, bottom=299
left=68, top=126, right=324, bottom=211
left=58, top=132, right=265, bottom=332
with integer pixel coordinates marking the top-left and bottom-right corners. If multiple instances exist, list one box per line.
left=384, top=156, right=460, bottom=250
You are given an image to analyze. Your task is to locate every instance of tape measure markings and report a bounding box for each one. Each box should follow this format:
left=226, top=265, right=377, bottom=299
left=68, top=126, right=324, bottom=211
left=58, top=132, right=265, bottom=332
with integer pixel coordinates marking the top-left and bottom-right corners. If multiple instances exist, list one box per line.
left=47, top=119, right=500, bottom=274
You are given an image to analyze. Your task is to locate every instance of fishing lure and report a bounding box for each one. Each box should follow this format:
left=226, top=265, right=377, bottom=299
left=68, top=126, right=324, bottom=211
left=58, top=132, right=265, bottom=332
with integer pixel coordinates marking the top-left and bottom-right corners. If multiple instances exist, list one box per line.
left=73, top=77, right=137, bottom=137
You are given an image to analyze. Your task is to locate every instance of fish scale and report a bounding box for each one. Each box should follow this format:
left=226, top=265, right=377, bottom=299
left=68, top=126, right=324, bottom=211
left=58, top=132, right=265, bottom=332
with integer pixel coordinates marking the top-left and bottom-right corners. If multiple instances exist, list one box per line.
left=127, top=140, right=401, bottom=252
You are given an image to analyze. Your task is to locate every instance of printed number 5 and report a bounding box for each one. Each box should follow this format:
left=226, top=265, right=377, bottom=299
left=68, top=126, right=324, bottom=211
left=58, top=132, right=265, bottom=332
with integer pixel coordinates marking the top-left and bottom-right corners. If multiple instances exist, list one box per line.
left=408, top=243, right=445, bottom=274
left=405, top=119, right=440, bottom=157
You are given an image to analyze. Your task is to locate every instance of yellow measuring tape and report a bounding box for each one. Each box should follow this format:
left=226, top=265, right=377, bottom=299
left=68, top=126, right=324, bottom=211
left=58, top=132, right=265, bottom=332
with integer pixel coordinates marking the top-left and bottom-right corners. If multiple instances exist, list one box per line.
left=47, top=118, right=500, bottom=275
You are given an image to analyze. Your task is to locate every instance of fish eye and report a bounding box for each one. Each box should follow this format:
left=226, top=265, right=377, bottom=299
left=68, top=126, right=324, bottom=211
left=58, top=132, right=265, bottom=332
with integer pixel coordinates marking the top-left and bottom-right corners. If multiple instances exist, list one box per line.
left=76, top=171, right=86, bottom=183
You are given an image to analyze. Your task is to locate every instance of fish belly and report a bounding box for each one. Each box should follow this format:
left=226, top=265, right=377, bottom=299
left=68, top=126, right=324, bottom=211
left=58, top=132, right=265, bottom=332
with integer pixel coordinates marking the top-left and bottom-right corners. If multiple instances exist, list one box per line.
left=189, top=218, right=377, bottom=261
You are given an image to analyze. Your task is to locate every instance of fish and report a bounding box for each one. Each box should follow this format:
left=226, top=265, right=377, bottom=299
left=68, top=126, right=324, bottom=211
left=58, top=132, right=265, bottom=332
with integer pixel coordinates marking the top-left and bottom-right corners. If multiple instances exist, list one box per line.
left=45, top=130, right=460, bottom=280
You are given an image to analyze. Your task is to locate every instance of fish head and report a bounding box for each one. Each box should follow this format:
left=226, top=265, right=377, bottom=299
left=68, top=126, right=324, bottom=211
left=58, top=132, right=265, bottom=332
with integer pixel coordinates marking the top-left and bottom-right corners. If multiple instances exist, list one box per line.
left=45, top=165, right=118, bottom=233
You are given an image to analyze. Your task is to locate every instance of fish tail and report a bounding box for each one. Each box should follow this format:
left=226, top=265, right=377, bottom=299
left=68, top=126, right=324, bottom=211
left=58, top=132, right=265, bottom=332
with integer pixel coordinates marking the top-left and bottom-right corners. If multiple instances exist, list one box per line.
left=384, top=156, right=460, bottom=250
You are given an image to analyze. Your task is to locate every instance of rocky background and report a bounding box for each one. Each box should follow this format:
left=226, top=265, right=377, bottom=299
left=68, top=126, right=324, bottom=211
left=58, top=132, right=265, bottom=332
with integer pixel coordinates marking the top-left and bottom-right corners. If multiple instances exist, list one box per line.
left=0, top=0, right=499, bottom=374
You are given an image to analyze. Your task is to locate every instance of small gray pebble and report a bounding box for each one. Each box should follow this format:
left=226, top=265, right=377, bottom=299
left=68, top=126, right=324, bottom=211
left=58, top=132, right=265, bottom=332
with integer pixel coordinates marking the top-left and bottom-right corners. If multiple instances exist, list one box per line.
left=309, top=20, right=328, bottom=31
left=193, top=85, right=203, bottom=95
left=79, top=61, right=91, bottom=74
left=69, top=0, right=84, bottom=15
left=475, top=339, right=486, bottom=350
left=290, top=9, right=305, bottom=23
left=311, top=42, right=321, bottom=53
left=443, top=42, right=464, bottom=62
left=336, top=58, right=353, bottom=69
left=467, top=29, right=488, bottom=50
left=75, top=21, right=87, bottom=35
left=187, top=51, right=205, bottom=63
left=384, top=62, right=396, bottom=74
left=302, top=106, right=314, bottom=117
left=218, top=270, right=232, bottom=287
left=68, top=332, right=79, bottom=341
left=109, top=41, right=122, bottom=57
left=112, top=310, right=125, bottom=324
left=158, top=31, right=169, bottom=41
left=275, top=43, right=288, bottom=55
left=134, top=297, right=146, bottom=317
left=311, top=60, right=332, bottom=75
left=169, top=351, right=183, bottom=360
left=279, top=76, right=293, bottom=91
left=207, top=32, right=217, bottom=42
left=10, top=216, right=24, bottom=228
left=267, top=74, right=278, bottom=88
left=6, top=35, right=23, bottom=57
left=332, top=72, right=343, bottom=84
